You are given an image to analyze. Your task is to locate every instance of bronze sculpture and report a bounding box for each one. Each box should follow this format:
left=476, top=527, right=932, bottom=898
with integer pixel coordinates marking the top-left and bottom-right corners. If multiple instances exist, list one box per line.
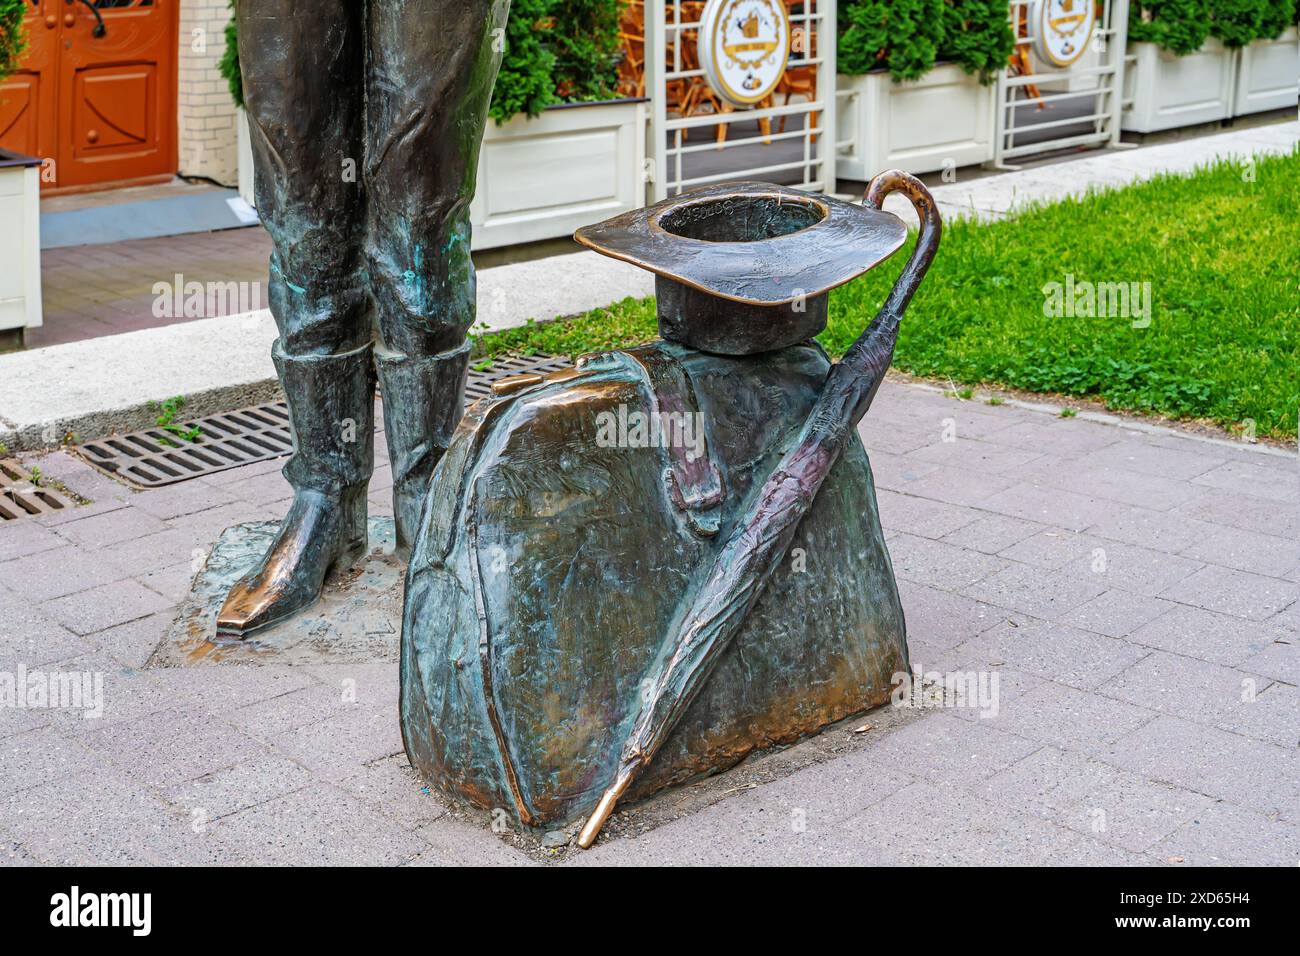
left=400, top=174, right=942, bottom=845
left=216, top=0, right=510, bottom=638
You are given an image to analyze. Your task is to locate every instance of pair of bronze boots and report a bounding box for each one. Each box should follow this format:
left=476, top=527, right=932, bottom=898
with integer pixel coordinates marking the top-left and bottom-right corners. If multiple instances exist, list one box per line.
left=215, top=340, right=470, bottom=638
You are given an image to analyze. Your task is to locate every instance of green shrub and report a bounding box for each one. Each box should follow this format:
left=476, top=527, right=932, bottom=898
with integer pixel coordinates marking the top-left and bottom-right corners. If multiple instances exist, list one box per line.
left=490, top=0, right=559, bottom=122
left=1131, top=0, right=1295, bottom=53
left=1212, top=0, right=1265, bottom=47
left=549, top=0, right=622, bottom=102
left=940, top=0, right=1016, bottom=84
left=0, top=0, right=28, bottom=86
left=839, top=0, right=1014, bottom=84
left=1129, top=1, right=1212, bottom=55
left=218, top=1, right=243, bottom=110
left=1256, top=0, right=1298, bottom=37
left=838, top=0, right=946, bottom=81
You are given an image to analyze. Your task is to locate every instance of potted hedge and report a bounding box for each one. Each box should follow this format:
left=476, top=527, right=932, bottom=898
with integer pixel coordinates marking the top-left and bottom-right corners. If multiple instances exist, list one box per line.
left=837, top=0, right=1014, bottom=179
left=472, top=0, right=646, bottom=249
left=1124, top=0, right=1298, bottom=132
left=0, top=0, right=41, bottom=350
left=1232, top=1, right=1299, bottom=116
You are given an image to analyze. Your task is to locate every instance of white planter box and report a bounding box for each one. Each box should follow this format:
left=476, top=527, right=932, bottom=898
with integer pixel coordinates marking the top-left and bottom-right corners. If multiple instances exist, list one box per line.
left=1234, top=27, right=1299, bottom=116
left=0, top=153, right=43, bottom=344
left=836, top=65, right=995, bottom=180
left=237, top=108, right=256, bottom=208
left=470, top=99, right=646, bottom=251
left=1122, top=39, right=1234, bottom=132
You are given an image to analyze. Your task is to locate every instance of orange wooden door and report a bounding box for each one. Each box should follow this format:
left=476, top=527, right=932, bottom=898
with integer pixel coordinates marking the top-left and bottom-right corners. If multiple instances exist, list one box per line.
left=56, top=0, right=178, bottom=189
left=0, top=0, right=59, bottom=163
left=0, top=0, right=177, bottom=190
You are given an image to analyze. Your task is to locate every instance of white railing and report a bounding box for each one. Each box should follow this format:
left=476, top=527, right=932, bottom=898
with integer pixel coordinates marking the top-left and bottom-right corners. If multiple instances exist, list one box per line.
left=646, top=0, right=838, bottom=199
left=994, top=0, right=1131, bottom=166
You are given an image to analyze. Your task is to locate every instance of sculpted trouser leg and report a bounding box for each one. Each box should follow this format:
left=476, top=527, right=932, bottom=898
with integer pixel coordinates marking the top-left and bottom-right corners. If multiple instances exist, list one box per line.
left=366, top=0, right=510, bottom=555
left=217, top=1, right=373, bottom=637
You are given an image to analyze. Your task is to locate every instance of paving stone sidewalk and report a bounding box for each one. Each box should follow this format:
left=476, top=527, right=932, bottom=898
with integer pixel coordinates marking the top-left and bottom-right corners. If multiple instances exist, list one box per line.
left=1, top=383, right=1295, bottom=866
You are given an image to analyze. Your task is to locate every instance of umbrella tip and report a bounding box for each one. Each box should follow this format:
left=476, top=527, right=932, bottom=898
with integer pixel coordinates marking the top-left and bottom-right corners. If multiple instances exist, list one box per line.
left=577, top=766, right=638, bottom=849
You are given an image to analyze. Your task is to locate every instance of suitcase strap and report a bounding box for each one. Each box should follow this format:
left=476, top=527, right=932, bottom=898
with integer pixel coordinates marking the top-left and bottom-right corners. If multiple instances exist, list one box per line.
left=622, top=344, right=724, bottom=538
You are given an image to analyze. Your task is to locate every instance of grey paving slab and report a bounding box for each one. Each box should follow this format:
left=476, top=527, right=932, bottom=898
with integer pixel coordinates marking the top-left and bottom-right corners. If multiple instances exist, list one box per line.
left=891, top=467, right=1017, bottom=509
left=0, top=728, right=102, bottom=798
left=895, top=580, right=1013, bottom=658
left=1178, top=524, right=1299, bottom=580
left=978, top=482, right=1115, bottom=533
left=907, top=436, right=1046, bottom=476
left=0, top=545, right=129, bottom=603
left=1126, top=604, right=1286, bottom=667
left=1097, top=715, right=1298, bottom=818
left=977, top=680, right=1158, bottom=754
left=1063, top=542, right=1204, bottom=599
left=410, top=817, right=536, bottom=867
left=337, top=756, right=450, bottom=831
left=1084, top=438, right=1226, bottom=481
left=53, top=506, right=170, bottom=548
left=127, top=480, right=239, bottom=521
left=1239, top=640, right=1300, bottom=685
left=1176, top=488, right=1300, bottom=541
left=940, top=513, right=1046, bottom=555
left=164, top=753, right=316, bottom=823
left=961, top=563, right=1109, bottom=621
left=1192, top=458, right=1298, bottom=503
left=80, top=707, right=268, bottom=788
left=268, top=705, right=404, bottom=783
left=40, top=578, right=173, bottom=635
left=1061, top=590, right=1178, bottom=639
left=1159, top=564, right=1297, bottom=622
left=1017, top=458, right=1210, bottom=512
left=0, top=770, right=201, bottom=866
left=955, top=619, right=1151, bottom=691
left=207, top=784, right=430, bottom=866
left=1084, top=505, right=1216, bottom=554
left=856, top=712, right=1041, bottom=789
left=997, top=528, right=1105, bottom=571
left=1098, top=650, right=1298, bottom=747
left=0, top=520, right=64, bottom=563
left=886, top=532, right=1010, bottom=590
left=875, top=489, right=980, bottom=540
left=1148, top=802, right=1300, bottom=867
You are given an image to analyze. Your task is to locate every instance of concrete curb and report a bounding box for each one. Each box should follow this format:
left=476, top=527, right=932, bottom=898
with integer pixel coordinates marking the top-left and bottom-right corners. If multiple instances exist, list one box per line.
left=0, top=250, right=652, bottom=451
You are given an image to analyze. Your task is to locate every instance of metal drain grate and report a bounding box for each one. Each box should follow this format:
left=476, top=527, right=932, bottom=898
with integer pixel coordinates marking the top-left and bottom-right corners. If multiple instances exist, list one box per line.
left=75, top=352, right=573, bottom=489
left=0, top=459, right=76, bottom=521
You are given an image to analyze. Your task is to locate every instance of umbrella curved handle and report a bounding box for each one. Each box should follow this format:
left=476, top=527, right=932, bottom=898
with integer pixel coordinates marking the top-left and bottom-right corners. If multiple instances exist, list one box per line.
left=863, top=170, right=943, bottom=323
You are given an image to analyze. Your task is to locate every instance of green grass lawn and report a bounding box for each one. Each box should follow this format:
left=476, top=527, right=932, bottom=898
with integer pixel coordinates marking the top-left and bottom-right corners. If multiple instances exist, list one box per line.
left=481, top=148, right=1300, bottom=440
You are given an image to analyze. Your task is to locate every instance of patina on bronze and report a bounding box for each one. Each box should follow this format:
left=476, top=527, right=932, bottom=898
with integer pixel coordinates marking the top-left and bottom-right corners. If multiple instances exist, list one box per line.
left=215, top=0, right=510, bottom=638
left=400, top=173, right=941, bottom=844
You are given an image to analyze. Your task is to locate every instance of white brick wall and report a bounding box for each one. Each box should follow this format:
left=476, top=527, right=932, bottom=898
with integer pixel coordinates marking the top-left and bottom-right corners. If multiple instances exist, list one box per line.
left=177, top=0, right=239, bottom=187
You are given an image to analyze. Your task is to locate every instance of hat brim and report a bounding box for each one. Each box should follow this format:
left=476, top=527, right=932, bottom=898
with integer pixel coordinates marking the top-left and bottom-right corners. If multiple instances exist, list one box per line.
left=574, top=182, right=908, bottom=307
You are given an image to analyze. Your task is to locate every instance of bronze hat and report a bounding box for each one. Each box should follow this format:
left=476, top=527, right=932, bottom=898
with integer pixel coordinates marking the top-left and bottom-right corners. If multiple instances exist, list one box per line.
left=575, top=181, right=908, bottom=307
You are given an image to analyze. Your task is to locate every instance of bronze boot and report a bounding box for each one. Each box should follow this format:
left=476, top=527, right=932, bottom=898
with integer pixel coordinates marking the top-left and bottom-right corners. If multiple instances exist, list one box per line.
left=216, top=342, right=376, bottom=638
left=376, top=341, right=471, bottom=558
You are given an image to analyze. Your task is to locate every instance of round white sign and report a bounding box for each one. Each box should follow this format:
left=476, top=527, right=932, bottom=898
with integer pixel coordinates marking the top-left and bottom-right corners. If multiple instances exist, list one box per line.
left=697, top=0, right=792, bottom=108
left=1033, top=0, right=1096, bottom=69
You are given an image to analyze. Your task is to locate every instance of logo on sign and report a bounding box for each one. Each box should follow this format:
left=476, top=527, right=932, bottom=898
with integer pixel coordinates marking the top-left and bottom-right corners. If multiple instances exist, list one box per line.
left=1033, top=0, right=1096, bottom=68
left=698, top=0, right=792, bottom=107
